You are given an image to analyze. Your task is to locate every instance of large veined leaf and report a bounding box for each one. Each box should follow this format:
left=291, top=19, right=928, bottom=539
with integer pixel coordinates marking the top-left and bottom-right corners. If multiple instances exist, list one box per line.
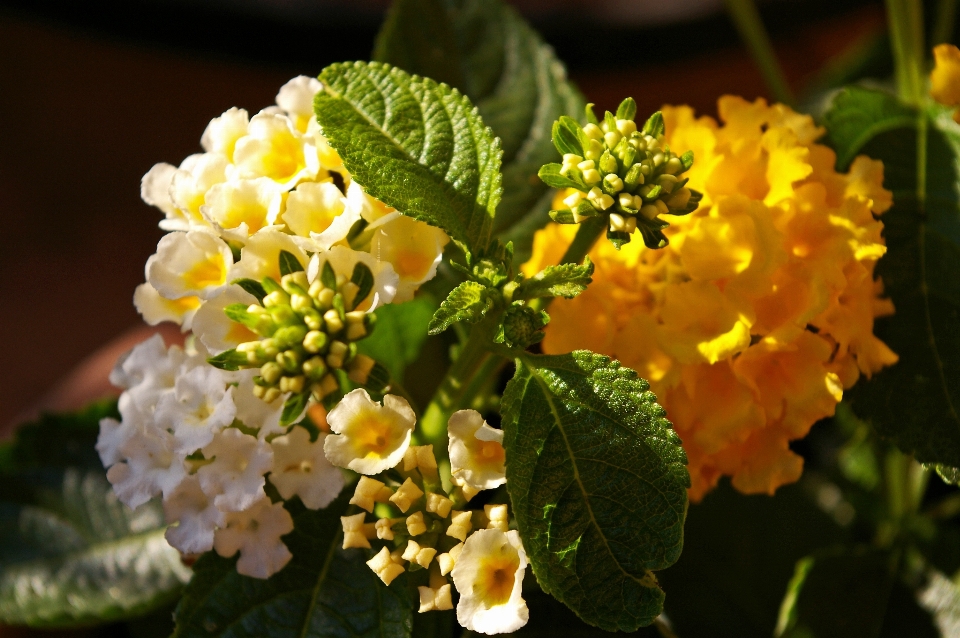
left=172, top=492, right=412, bottom=638
left=501, top=352, right=689, bottom=632
left=373, top=0, right=585, bottom=238
left=824, top=86, right=960, bottom=467
left=0, top=402, right=190, bottom=628
left=0, top=469, right=190, bottom=627
left=314, top=61, right=502, bottom=256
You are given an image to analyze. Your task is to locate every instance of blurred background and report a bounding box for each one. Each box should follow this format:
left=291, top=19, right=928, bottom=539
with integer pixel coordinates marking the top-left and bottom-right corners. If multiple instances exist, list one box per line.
left=0, top=0, right=898, bottom=435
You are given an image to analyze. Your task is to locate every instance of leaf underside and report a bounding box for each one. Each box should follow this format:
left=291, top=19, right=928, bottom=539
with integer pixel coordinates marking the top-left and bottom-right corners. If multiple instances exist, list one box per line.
left=501, top=352, right=689, bottom=632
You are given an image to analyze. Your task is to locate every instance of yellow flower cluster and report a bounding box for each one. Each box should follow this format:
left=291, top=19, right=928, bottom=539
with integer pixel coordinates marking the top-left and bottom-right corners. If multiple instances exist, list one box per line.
left=526, top=96, right=897, bottom=501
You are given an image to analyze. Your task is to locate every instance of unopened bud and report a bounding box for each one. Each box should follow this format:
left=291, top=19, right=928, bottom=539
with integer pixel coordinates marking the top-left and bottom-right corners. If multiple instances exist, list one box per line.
left=303, top=330, right=328, bottom=354
left=323, top=309, right=344, bottom=334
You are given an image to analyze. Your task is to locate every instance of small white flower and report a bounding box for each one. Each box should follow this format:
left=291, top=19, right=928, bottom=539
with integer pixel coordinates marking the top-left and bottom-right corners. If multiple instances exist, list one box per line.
left=108, top=333, right=180, bottom=394
left=371, top=214, right=449, bottom=302
left=163, top=474, right=224, bottom=554
left=281, top=181, right=359, bottom=248
left=201, top=107, right=250, bottom=159
left=229, top=228, right=310, bottom=283
left=452, top=529, right=529, bottom=635
left=168, top=152, right=228, bottom=228
left=231, top=112, right=319, bottom=189
left=324, top=389, right=415, bottom=475
left=134, top=282, right=200, bottom=329
left=197, top=428, right=273, bottom=512
left=106, top=426, right=187, bottom=509
left=146, top=229, right=233, bottom=302
left=192, top=286, right=259, bottom=355
left=232, top=372, right=287, bottom=440
left=202, top=177, right=283, bottom=238
left=269, top=425, right=343, bottom=509
left=213, top=496, right=293, bottom=579
left=448, top=410, right=506, bottom=492
left=307, top=246, right=398, bottom=312
left=141, top=163, right=181, bottom=227
left=155, top=364, right=237, bottom=452
left=276, top=76, right=322, bottom=133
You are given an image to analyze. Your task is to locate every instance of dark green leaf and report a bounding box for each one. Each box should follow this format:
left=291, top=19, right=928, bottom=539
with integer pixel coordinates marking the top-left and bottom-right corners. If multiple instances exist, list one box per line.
left=514, top=257, right=593, bottom=300
left=320, top=261, right=337, bottom=291
left=615, top=97, right=636, bottom=121
left=350, top=263, right=375, bottom=310
left=279, top=250, right=305, bottom=277
left=372, top=0, right=585, bottom=236
left=501, top=352, right=689, bottom=632
left=642, top=111, right=664, bottom=137
left=356, top=294, right=438, bottom=382
left=315, top=61, right=502, bottom=255
left=775, top=547, right=895, bottom=638
left=232, top=278, right=267, bottom=304
left=0, top=468, right=189, bottom=627
left=173, top=492, right=412, bottom=638
left=824, top=87, right=960, bottom=467
left=281, top=392, right=309, bottom=427
left=207, top=349, right=247, bottom=372
left=552, top=118, right=583, bottom=157
left=427, top=281, right=495, bottom=335
left=537, top=163, right=582, bottom=190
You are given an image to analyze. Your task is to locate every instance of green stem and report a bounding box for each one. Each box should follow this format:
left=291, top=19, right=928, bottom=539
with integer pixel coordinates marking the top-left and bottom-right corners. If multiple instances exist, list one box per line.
left=420, top=317, right=497, bottom=450
left=724, top=0, right=795, bottom=106
left=933, top=0, right=958, bottom=46
left=456, top=353, right=507, bottom=412
left=559, top=216, right=607, bottom=267
left=886, top=0, right=926, bottom=105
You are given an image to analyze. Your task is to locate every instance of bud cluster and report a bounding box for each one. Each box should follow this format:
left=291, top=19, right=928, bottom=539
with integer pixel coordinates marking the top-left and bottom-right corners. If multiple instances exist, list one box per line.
left=540, top=98, right=702, bottom=249
left=211, top=250, right=382, bottom=415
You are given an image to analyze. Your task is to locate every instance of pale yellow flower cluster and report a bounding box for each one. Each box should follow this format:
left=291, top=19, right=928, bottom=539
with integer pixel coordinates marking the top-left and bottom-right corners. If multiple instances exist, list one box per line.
left=527, top=96, right=897, bottom=501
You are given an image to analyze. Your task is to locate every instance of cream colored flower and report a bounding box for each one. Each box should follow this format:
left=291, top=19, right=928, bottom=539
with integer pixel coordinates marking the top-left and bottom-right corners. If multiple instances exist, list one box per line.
left=197, top=428, right=273, bottom=512
left=371, top=214, right=449, bottom=302
left=231, top=112, right=319, bottom=189
left=146, top=230, right=233, bottom=302
left=229, top=228, right=310, bottom=284
left=134, top=282, right=200, bottom=329
left=269, top=426, right=344, bottom=509
left=106, top=426, right=187, bottom=509
left=169, top=153, right=228, bottom=227
left=163, top=474, right=223, bottom=555
left=214, top=496, right=293, bottom=579
left=201, top=107, right=249, bottom=159
left=451, top=529, right=529, bottom=635
left=324, top=389, right=415, bottom=475
left=448, top=410, right=506, bottom=492
left=343, top=180, right=394, bottom=224
left=154, top=364, right=237, bottom=452
left=282, top=181, right=359, bottom=247
left=141, top=163, right=182, bottom=229
left=367, top=546, right=405, bottom=585
left=276, top=76, right=322, bottom=133
left=201, top=177, right=283, bottom=238
left=191, top=286, right=260, bottom=355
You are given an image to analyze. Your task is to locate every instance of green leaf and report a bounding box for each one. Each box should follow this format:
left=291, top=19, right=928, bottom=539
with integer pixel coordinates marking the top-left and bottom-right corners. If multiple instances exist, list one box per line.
left=207, top=348, right=247, bottom=372
left=224, top=304, right=261, bottom=331
left=356, top=294, right=438, bottom=382
left=232, top=278, right=267, bottom=304
left=315, top=61, right=502, bottom=255
left=427, top=281, right=495, bottom=335
left=775, top=547, right=895, bottom=638
left=350, top=262, right=375, bottom=311
left=0, top=468, right=190, bottom=627
left=372, top=0, right=585, bottom=235
left=320, top=260, right=337, bottom=291
left=501, top=352, right=689, bottom=632
left=514, top=257, right=593, bottom=300
left=173, top=492, right=412, bottom=638
left=823, top=87, right=960, bottom=467
left=537, top=163, right=583, bottom=190
left=279, top=250, right=305, bottom=277
left=615, top=97, right=637, bottom=122
left=552, top=117, right=583, bottom=157
left=642, top=111, right=664, bottom=137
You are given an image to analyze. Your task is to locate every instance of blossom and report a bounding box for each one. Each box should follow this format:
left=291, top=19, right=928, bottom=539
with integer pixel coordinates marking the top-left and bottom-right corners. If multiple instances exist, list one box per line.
left=282, top=181, right=359, bottom=247
left=228, top=228, right=309, bottom=284
left=146, top=230, right=233, bottom=301
left=106, top=426, right=187, bottom=509
left=201, top=177, right=283, bottom=238
left=370, top=214, right=449, bottom=302
left=448, top=410, right=506, bottom=491
left=275, top=76, right=323, bottom=133
left=163, top=475, right=223, bottom=554
left=213, top=497, right=294, bottom=579
left=324, top=389, right=416, bottom=474
left=201, top=107, right=249, bottom=158
left=191, top=286, right=260, bottom=355
left=197, top=427, right=273, bottom=512
left=530, top=96, right=896, bottom=500
left=154, top=364, right=237, bottom=452
left=451, top=529, right=529, bottom=635
left=269, top=426, right=344, bottom=509
left=230, top=112, right=319, bottom=188
left=134, top=282, right=200, bottom=329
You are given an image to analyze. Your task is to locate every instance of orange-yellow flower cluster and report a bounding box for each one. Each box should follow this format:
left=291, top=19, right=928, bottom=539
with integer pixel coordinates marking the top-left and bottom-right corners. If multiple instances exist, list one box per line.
left=525, top=96, right=898, bottom=501
left=931, top=43, right=960, bottom=122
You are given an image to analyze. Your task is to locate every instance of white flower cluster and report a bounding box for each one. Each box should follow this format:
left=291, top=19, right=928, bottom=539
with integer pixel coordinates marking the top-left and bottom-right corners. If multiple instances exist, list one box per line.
left=99, top=334, right=344, bottom=578
left=99, top=76, right=451, bottom=580
left=330, top=392, right=528, bottom=635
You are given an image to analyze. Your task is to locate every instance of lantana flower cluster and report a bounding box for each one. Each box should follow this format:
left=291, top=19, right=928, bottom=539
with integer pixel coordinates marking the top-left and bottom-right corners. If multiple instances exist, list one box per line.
left=527, top=96, right=897, bottom=501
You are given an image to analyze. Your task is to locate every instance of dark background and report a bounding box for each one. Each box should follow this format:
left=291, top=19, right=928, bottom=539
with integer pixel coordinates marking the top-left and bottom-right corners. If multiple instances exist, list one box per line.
left=0, top=0, right=888, bottom=433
